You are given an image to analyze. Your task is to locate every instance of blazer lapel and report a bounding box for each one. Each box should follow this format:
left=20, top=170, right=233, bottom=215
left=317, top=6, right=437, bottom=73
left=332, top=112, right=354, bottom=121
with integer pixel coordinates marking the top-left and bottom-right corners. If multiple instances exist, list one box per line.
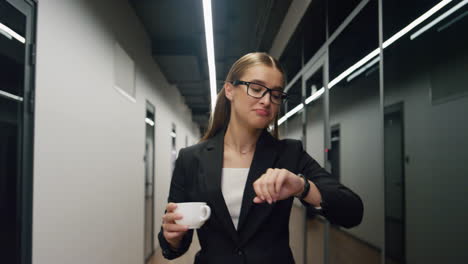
left=237, top=130, right=279, bottom=239
left=200, top=129, right=239, bottom=243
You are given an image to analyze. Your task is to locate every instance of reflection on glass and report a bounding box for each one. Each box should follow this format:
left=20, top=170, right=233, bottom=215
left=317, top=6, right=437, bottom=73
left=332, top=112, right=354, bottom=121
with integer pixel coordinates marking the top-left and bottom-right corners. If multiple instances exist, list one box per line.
left=328, top=1, right=382, bottom=264
left=303, top=0, right=326, bottom=62
left=327, top=0, right=362, bottom=36
left=0, top=1, right=26, bottom=263
left=383, top=1, right=468, bottom=263
left=280, top=28, right=302, bottom=83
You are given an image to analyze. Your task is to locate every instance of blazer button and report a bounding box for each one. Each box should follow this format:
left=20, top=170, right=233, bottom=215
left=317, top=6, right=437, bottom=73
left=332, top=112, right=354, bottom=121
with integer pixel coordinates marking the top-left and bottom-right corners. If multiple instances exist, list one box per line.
left=237, top=249, right=244, bottom=256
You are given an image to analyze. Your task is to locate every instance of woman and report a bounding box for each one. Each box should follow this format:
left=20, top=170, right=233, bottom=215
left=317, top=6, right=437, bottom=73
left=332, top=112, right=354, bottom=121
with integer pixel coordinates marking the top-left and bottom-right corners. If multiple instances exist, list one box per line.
left=158, top=52, right=363, bottom=264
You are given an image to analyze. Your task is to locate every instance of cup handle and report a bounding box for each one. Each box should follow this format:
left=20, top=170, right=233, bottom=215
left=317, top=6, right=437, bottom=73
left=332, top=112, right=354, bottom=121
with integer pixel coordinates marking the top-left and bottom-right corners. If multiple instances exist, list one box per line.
left=200, top=205, right=211, bottom=222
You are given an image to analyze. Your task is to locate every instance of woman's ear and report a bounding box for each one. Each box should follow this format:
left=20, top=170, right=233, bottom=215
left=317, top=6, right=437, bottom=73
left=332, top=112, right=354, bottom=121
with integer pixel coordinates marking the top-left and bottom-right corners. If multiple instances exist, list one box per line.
left=224, top=82, right=234, bottom=101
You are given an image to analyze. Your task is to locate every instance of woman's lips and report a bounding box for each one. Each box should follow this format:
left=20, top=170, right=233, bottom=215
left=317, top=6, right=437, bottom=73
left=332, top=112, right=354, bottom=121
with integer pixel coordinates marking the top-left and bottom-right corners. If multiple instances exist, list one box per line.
left=254, top=109, right=270, bottom=116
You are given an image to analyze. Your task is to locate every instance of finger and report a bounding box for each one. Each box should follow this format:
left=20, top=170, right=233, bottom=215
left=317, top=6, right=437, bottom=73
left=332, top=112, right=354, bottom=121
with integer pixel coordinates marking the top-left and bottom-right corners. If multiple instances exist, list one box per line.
left=164, top=230, right=186, bottom=241
left=166, top=203, right=177, bottom=212
left=275, top=171, right=287, bottom=194
left=163, top=223, right=189, bottom=232
left=163, top=212, right=183, bottom=223
left=261, top=176, right=273, bottom=204
left=253, top=196, right=265, bottom=203
left=253, top=175, right=266, bottom=201
left=266, top=171, right=279, bottom=202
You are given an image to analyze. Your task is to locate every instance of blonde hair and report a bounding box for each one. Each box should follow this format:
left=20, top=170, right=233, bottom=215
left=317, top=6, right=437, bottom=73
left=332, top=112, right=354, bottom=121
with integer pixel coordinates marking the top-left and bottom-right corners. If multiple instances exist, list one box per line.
left=200, top=52, right=285, bottom=142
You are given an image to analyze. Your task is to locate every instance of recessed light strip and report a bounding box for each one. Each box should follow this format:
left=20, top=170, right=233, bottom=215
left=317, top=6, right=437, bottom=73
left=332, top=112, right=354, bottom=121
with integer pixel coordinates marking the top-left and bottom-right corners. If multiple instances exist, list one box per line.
left=346, top=56, right=380, bottom=83
left=410, top=0, right=467, bottom=40
left=328, top=48, right=380, bottom=89
left=383, top=0, right=452, bottom=48
left=0, top=90, right=23, bottom=102
left=202, top=0, right=218, bottom=112
left=278, top=0, right=452, bottom=127
left=305, top=87, right=325, bottom=105
left=0, top=22, right=25, bottom=43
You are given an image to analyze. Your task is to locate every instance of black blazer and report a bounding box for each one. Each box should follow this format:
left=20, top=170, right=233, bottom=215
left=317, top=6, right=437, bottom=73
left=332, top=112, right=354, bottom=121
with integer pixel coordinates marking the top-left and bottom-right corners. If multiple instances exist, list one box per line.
left=158, top=128, right=363, bottom=264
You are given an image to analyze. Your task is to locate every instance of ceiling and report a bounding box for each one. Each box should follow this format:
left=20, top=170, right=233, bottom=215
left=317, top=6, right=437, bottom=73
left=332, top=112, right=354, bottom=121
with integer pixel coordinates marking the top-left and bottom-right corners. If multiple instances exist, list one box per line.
left=129, top=0, right=292, bottom=133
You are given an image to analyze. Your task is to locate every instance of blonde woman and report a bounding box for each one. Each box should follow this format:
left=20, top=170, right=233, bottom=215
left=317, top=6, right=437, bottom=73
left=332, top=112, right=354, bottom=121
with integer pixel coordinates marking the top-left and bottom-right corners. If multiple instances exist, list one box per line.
left=159, top=52, right=363, bottom=264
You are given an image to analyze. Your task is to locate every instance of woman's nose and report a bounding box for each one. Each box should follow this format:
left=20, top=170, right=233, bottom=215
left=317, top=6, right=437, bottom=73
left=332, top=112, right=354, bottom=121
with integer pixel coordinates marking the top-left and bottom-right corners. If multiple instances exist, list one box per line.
left=259, top=92, right=271, bottom=106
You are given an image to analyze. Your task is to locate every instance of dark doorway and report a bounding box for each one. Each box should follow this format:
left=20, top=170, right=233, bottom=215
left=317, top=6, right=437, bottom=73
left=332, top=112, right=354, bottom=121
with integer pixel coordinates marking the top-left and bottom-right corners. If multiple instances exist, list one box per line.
left=329, top=125, right=340, bottom=182
left=384, top=102, right=406, bottom=264
left=0, top=0, right=36, bottom=263
left=144, top=102, right=156, bottom=262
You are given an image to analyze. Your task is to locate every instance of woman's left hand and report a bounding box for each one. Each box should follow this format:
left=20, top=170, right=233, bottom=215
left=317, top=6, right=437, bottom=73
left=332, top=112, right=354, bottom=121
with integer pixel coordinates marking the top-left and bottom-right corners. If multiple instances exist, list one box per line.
left=253, top=168, right=304, bottom=204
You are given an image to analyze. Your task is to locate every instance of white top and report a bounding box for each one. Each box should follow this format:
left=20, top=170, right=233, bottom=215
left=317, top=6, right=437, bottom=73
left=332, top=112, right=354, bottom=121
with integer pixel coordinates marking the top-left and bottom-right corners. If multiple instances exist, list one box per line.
left=221, top=168, right=250, bottom=230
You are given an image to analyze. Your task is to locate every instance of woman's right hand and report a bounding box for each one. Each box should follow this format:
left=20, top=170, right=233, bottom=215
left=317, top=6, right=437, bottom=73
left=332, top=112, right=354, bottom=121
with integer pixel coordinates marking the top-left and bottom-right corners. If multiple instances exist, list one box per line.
left=162, top=203, right=189, bottom=249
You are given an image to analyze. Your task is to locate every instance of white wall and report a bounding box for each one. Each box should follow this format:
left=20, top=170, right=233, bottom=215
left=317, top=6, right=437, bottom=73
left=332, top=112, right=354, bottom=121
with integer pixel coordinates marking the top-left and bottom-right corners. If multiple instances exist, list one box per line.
left=33, top=1, right=199, bottom=263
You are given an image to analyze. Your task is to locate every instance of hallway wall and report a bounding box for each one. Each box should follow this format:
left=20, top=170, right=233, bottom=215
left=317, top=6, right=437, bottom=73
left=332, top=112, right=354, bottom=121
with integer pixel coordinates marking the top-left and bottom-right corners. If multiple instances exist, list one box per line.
left=33, top=0, right=199, bottom=263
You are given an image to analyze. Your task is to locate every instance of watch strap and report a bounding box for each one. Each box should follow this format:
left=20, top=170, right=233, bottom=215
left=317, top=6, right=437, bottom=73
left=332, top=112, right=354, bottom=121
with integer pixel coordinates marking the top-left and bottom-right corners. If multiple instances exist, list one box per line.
left=296, top=173, right=310, bottom=200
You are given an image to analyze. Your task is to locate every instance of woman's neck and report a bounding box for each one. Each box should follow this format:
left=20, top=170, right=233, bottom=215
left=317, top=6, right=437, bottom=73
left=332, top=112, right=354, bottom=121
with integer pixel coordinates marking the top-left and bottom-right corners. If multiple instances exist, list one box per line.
left=224, top=122, right=262, bottom=154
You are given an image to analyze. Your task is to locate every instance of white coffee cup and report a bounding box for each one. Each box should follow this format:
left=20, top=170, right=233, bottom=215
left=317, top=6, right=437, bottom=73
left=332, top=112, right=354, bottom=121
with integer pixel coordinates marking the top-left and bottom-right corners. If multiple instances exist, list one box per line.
left=174, top=202, right=211, bottom=229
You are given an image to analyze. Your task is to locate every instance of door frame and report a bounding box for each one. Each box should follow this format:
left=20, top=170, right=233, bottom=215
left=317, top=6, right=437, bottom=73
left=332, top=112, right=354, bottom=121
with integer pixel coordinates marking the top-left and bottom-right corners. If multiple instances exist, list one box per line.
left=144, top=100, right=156, bottom=262
left=3, top=0, right=38, bottom=263
left=383, top=102, right=406, bottom=264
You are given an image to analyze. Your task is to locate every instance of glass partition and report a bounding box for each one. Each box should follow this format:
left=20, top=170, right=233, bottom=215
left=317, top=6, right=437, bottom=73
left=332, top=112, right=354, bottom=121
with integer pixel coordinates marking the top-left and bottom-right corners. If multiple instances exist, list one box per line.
left=383, top=1, right=468, bottom=263
left=328, top=1, right=383, bottom=263
left=0, top=0, right=35, bottom=263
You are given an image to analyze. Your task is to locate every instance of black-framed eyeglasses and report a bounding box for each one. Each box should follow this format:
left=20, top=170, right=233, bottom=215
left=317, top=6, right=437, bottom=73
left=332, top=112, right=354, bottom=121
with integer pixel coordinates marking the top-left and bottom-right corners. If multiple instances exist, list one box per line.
left=230, top=80, right=288, bottom=105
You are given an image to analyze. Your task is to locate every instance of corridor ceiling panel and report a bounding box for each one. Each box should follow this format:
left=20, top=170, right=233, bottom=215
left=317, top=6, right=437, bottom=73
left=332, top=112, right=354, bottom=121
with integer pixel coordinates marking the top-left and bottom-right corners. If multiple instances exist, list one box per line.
left=130, top=0, right=292, bottom=132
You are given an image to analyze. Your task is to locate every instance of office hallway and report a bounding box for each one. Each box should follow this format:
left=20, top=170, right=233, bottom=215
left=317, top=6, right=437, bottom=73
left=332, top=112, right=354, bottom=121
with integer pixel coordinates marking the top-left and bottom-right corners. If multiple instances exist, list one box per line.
left=1, top=0, right=467, bottom=263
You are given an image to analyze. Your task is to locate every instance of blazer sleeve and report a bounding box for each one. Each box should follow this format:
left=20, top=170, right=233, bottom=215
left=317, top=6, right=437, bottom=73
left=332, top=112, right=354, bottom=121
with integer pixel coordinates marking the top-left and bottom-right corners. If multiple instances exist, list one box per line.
left=295, top=140, right=364, bottom=228
left=158, top=148, right=194, bottom=259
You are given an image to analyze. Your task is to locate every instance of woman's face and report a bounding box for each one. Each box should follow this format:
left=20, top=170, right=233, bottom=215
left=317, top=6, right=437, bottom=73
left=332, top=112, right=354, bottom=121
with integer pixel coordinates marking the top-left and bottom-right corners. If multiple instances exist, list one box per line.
left=225, top=65, right=284, bottom=130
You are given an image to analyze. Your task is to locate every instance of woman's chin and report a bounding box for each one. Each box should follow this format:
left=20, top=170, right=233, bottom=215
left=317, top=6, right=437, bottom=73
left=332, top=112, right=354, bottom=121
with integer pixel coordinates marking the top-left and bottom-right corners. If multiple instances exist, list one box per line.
left=249, top=120, right=272, bottom=130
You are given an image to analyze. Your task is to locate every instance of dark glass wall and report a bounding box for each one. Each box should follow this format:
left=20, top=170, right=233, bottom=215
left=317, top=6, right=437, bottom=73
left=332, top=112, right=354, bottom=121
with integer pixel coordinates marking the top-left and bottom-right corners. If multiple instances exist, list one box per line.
left=279, top=0, right=468, bottom=263
left=383, top=1, right=468, bottom=263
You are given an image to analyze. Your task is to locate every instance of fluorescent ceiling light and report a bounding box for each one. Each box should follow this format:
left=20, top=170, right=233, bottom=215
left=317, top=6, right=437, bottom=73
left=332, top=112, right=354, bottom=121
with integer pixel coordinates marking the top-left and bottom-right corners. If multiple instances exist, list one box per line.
left=305, top=87, right=324, bottom=104
left=347, top=56, right=380, bottom=82
left=383, top=0, right=452, bottom=48
left=278, top=103, right=304, bottom=126
left=437, top=11, right=468, bottom=32
left=328, top=48, right=380, bottom=89
left=0, top=89, right=23, bottom=102
left=411, top=0, right=468, bottom=40
left=0, top=28, right=12, bottom=40
left=277, top=0, right=453, bottom=127
left=438, top=10, right=468, bottom=31
left=278, top=115, right=288, bottom=126
left=202, top=0, right=218, bottom=112
left=145, top=118, right=155, bottom=126
left=0, top=22, right=25, bottom=44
